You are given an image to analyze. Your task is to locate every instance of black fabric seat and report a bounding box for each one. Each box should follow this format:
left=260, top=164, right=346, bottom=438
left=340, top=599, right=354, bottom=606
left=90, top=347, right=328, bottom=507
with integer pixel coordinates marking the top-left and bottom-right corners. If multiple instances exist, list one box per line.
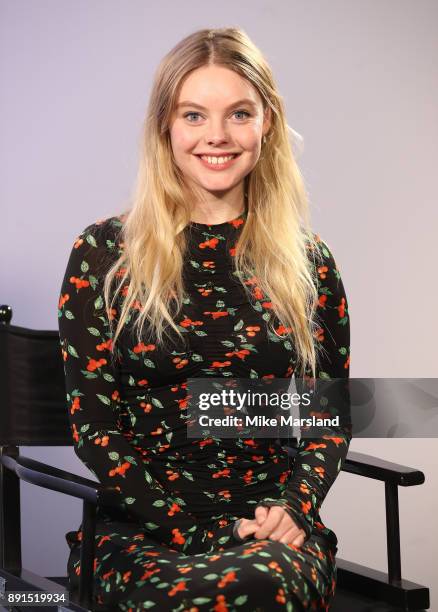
left=0, top=305, right=430, bottom=611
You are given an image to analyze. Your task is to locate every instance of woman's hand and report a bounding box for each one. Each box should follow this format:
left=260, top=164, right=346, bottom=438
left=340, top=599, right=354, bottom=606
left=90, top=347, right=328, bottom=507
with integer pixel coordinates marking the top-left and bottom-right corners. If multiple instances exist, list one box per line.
left=235, top=517, right=260, bottom=540
left=251, top=505, right=306, bottom=547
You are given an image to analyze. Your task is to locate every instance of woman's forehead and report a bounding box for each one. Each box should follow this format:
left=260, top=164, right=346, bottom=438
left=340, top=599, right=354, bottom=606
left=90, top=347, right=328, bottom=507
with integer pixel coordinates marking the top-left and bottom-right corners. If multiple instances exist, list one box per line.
left=176, top=66, right=263, bottom=108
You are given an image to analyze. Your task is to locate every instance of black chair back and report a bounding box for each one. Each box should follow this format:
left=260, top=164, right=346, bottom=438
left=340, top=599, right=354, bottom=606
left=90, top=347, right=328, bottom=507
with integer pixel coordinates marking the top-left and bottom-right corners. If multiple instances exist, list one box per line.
left=0, top=306, right=70, bottom=446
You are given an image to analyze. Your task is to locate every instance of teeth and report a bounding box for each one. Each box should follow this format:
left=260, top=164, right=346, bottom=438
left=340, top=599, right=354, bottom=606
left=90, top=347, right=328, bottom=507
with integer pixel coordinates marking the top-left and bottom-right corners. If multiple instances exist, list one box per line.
left=200, top=154, right=237, bottom=165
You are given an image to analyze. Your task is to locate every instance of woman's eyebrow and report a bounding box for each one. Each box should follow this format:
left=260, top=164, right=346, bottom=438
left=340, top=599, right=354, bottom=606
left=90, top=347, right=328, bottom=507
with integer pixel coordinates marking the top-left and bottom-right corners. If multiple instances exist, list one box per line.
left=176, top=98, right=258, bottom=111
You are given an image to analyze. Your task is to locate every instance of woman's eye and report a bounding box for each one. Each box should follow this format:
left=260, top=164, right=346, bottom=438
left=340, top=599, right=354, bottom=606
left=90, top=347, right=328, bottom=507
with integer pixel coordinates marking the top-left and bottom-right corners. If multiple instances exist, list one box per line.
left=183, top=110, right=251, bottom=122
left=184, top=112, right=201, bottom=122
left=233, top=110, right=251, bottom=120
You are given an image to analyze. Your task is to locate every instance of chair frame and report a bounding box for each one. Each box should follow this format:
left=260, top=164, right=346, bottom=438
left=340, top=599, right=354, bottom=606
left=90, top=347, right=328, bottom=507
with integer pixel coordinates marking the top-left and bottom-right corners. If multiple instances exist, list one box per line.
left=0, top=305, right=430, bottom=611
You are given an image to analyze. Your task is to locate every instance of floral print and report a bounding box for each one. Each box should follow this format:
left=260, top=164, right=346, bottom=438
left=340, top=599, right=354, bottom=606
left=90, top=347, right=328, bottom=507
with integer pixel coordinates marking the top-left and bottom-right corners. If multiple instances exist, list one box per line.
left=58, top=209, right=350, bottom=611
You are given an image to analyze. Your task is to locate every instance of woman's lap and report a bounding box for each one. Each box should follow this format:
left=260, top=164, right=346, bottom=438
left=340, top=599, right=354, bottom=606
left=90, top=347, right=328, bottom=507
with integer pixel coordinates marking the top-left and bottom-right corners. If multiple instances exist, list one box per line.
left=66, top=520, right=337, bottom=611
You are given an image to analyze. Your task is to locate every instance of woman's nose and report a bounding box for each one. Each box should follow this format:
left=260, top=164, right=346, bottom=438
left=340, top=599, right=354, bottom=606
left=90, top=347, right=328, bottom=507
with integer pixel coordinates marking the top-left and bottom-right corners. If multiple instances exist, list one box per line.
left=207, top=135, right=228, bottom=146
left=205, top=121, right=229, bottom=146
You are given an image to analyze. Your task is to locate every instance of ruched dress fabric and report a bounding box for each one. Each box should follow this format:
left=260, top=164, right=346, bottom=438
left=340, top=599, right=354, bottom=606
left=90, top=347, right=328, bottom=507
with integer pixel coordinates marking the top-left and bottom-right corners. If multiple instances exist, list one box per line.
left=58, top=210, right=351, bottom=611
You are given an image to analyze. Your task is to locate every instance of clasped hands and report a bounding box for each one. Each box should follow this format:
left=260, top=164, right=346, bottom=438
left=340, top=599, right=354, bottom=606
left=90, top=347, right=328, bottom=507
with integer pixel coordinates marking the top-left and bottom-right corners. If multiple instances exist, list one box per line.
left=237, top=505, right=306, bottom=547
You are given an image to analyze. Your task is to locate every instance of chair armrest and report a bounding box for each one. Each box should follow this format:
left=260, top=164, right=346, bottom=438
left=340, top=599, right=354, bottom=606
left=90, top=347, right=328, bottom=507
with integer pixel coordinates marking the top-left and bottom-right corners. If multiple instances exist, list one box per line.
left=343, top=450, right=424, bottom=486
left=284, top=445, right=424, bottom=486
left=1, top=452, right=122, bottom=507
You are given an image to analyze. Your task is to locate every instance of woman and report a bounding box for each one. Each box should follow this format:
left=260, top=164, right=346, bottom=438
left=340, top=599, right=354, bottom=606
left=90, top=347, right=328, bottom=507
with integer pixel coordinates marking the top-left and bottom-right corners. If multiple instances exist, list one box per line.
left=58, top=27, right=351, bottom=611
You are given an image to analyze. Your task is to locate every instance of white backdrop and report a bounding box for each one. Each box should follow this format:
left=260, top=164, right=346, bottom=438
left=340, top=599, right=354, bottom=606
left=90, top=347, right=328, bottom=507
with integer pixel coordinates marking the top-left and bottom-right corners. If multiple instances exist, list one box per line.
left=1, top=0, right=437, bottom=608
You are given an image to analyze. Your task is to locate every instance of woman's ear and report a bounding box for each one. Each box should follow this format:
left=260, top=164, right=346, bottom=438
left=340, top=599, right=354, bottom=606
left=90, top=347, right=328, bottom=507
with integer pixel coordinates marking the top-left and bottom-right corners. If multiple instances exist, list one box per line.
left=262, top=105, right=272, bottom=137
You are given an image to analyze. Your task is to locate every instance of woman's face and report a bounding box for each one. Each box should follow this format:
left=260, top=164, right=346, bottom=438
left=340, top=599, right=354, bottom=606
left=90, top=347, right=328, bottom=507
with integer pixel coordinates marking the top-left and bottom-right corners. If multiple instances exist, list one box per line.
left=169, top=64, right=271, bottom=199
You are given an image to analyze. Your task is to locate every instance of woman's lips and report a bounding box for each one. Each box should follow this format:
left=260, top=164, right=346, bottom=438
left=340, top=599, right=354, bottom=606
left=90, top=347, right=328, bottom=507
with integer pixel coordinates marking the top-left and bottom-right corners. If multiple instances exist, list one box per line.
left=196, top=153, right=241, bottom=171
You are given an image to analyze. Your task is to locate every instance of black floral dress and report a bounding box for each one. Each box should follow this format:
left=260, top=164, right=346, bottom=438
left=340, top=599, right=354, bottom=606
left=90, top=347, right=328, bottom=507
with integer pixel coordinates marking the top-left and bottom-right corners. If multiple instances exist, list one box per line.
left=58, top=209, right=351, bottom=611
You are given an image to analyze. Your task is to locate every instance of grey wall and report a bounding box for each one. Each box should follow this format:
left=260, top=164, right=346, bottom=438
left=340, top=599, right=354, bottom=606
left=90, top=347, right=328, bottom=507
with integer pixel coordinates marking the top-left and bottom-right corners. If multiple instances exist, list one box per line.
left=2, top=0, right=437, bottom=608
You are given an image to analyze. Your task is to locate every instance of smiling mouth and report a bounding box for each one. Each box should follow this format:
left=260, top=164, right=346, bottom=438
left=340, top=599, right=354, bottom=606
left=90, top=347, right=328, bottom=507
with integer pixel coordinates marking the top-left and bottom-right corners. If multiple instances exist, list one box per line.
left=195, top=153, right=242, bottom=166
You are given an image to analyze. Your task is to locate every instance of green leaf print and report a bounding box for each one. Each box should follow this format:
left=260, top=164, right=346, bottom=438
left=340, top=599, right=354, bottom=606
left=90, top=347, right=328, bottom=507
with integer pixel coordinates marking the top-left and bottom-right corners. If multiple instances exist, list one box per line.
left=108, top=452, right=119, bottom=461
left=67, top=344, right=79, bottom=358
left=319, top=372, right=331, bottom=380
left=234, top=319, right=244, bottom=331
left=151, top=397, right=164, bottom=409
left=241, top=343, right=256, bottom=350
left=253, top=564, right=270, bottom=573
left=94, top=295, right=103, bottom=310
left=235, top=595, right=249, bottom=605
left=85, top=233, right=97, bottom=247
left=80, top=260, right=89, bottom=273
left=143, top=358, right=155, bottom=368
left=97, top=394, right=111, bottom=405
left=124, top=497, right=135, bottom=504
left=87, top=327, right=100, bottom=336
left=127, top=349, right=140, bottom=360
left=88, top=275, right=98, bottom=290
left=124, top=456, right=137, bottom=465
left=203, top=574, right=219, bottom=580
left=81, top=370, right=98, bottom=379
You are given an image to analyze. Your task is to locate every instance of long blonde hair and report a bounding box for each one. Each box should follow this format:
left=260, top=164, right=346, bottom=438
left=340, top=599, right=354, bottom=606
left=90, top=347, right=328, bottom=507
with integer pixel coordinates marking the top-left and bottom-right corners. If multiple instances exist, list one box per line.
left=103, top=27, right=324, bottom=378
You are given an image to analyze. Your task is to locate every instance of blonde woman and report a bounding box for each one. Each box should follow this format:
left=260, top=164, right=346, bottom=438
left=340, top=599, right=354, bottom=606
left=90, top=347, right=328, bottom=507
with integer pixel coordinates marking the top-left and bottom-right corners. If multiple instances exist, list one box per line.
left=59, top=27, right=351, bottom=611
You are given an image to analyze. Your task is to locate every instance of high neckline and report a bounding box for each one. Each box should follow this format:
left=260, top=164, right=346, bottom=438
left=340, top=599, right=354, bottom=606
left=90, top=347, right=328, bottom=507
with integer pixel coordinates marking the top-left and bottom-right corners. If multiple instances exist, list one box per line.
left=189, top=208, right=247, bottom=230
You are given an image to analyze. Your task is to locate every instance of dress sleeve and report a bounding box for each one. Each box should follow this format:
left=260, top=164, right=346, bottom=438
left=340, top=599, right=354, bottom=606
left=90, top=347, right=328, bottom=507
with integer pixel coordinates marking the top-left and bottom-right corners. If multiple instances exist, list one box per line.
left=256, top=235, right=352, bottom=540
left=58, top=219, right=240, bottom=555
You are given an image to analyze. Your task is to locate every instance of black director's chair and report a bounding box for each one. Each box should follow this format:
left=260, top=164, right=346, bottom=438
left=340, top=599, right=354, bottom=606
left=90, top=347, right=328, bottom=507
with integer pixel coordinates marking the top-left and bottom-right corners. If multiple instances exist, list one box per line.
left=0, top=305, right=430, bottom=611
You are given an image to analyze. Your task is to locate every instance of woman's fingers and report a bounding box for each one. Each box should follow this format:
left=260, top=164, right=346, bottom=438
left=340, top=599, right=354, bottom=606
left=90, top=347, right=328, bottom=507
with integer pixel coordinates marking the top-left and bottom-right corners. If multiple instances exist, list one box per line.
left=240, top=506, right=307, bottom=547
left=238, top=518, right=259, bottom=539
left=278, top=527, right=299, bottom=544
left=277, top=527, right=305, bottom=545
left=255, top=505, right=268, bottom=525
left=253, top=506, right=283, bottom=539
left=290, top=532, right=306, bottom=547
left=269, top=513, right=300, bottom=541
